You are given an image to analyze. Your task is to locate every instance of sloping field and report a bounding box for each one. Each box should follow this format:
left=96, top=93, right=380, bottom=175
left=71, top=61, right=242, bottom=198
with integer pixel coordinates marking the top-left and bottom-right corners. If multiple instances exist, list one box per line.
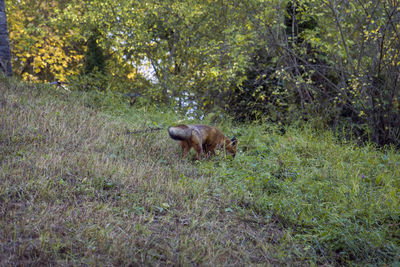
left=1, top=78, right=399, bottom=265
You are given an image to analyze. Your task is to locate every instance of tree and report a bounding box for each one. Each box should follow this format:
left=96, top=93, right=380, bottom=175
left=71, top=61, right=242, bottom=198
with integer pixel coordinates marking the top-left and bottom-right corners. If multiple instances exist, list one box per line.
left=84, top=28, right=105, bottom=74
left=7, top=0, right=85, bottom=82
left=6, top=0, right=400, bottom=147
left=0, top=0, right=12, bottom=76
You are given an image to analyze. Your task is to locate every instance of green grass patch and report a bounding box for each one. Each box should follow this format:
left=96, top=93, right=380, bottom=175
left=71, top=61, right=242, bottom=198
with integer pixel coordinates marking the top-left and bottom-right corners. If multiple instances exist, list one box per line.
left=206, top=124, right=400, bottom=264
left=1, top=77, right=399, bottom=265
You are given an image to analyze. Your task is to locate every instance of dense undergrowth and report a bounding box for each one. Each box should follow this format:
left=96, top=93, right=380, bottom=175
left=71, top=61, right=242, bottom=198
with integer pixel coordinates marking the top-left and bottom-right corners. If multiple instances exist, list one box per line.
left=1, top=77, right=399, bottom=265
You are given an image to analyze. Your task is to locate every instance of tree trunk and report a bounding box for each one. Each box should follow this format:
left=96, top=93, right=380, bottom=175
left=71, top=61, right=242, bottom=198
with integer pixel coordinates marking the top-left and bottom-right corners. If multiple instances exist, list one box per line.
left=0, top=0, right=12, bottom=76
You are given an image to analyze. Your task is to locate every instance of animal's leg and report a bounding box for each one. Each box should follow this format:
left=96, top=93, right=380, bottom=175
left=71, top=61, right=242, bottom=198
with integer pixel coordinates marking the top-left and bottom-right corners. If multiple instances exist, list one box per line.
left=180, top=141, right=190, bottom=158
left=190, top=130, right=203, bottom=160
left=203, top=142, right=217, bottom=158
left=207, top=143, right=217, bottom=157
left=192, top=142, right=203, bottom=160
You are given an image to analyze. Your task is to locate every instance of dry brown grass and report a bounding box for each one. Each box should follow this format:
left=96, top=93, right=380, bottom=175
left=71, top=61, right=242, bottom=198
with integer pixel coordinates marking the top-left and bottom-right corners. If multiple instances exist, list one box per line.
left=0, top=79, right=299, bottom=266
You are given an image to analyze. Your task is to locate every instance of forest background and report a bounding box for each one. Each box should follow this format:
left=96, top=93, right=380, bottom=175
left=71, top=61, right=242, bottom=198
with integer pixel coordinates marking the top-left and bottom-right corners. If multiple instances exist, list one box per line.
left=7, top=0, right=400, bottom=145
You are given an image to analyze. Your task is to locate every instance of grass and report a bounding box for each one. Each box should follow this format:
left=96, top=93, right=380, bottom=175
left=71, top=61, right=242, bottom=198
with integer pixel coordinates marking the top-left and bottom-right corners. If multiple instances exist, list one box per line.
left=1, top=77, right=399, bottom=265
left=215, top=126, right=400, bottom=264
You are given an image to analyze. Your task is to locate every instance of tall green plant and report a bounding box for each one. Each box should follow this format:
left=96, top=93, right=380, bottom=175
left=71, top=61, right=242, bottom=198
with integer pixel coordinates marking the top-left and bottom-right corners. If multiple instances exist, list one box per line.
left=84, top=28, right=105, bottom=74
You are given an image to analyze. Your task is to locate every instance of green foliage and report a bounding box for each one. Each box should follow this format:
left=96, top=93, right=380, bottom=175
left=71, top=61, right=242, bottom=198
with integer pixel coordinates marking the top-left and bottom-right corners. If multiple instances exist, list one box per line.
left=80, top=0, right=267, bottom=105
left=224, top=48, right=293, bottom=123
left=204, top=124, right=400, bottom=264
left=270, top=0, right=400, bottom=147
left=84, top=29, right=106, bottom=74
left=7, top=0, right=400, bottom=147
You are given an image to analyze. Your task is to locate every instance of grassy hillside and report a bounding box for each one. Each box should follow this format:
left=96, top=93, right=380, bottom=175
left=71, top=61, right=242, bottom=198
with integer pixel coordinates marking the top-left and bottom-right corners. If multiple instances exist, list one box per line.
left=1, top=77, right=399, bottom=266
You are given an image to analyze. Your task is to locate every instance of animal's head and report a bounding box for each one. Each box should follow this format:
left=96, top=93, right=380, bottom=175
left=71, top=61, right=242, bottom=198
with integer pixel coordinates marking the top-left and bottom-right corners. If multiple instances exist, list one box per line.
left=224, top=137, right=238, bottom=158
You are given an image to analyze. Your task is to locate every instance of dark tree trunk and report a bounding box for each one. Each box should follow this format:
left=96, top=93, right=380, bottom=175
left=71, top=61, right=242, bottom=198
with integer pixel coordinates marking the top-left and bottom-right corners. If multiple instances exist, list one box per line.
left=0, top=0, right=12, bottom=76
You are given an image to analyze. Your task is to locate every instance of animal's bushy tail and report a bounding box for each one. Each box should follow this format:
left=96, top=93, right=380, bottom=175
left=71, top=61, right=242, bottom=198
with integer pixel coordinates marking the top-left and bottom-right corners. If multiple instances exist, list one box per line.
left=168, top=125, right=191, bottom=141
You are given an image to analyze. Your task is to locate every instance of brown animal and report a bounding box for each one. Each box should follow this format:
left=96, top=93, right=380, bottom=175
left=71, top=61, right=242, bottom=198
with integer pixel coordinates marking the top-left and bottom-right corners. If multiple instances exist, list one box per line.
left=168, top=124, right=237, bottom=160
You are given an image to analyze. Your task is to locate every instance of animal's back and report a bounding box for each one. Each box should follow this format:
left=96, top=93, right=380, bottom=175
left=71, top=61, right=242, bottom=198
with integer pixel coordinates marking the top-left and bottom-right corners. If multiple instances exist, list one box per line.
left=193, top=125, right=222, bottom=144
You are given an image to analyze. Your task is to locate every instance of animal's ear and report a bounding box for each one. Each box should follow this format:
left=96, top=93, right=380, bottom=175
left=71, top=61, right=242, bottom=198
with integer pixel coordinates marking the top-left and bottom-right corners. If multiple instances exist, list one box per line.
left=231, top=137, right=238, bottom=146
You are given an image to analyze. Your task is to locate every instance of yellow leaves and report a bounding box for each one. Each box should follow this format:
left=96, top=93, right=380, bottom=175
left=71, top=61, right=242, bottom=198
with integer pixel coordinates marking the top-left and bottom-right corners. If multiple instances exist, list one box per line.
left=363, top=25, right=381, bottom=42
left=7, top=0, right=85, bottom=83
left=33, top=57, right=45, bottom=68
left=209, top=67, right=220, bottom=78
left=57, top=76, right=67, bottom=83
left=74, top=55, right=84, bottom=61
left=127, top=72, right=136, bottom=80
left=53, top=64, right=64, bottom=72
left=14, top=33, right=84, bottom=82
left=22, top=72, right=39, bottom=82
